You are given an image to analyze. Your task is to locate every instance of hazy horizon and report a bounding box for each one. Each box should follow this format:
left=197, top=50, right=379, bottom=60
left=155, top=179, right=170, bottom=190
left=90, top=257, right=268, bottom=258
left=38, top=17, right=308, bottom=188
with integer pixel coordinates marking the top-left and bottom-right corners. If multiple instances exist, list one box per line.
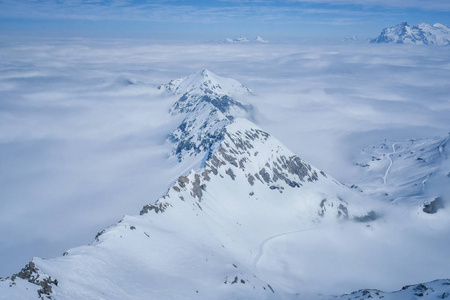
left=1, top=0, right=450, bottom=42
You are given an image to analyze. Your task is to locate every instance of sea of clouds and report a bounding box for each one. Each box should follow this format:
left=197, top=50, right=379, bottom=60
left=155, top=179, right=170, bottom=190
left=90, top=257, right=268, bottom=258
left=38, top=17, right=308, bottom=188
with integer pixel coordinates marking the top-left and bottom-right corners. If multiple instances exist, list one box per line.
left=1, top=38, right=449, bottom=282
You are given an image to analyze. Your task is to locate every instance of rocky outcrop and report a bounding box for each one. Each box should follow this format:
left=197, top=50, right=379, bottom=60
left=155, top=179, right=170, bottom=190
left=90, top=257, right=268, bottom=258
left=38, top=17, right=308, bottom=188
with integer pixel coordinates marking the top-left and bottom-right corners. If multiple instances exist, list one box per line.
left=338, top=279, right=450, bottom=299
left=140, top=201, right=171, bottom=215
left=423, top=197, right=445, bottom=214
left=11, top=261, right=58, bottom=299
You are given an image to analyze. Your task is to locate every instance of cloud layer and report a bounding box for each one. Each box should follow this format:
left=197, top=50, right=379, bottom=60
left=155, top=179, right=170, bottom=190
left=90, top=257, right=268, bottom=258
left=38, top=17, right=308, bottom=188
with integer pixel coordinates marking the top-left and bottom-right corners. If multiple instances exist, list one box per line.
left=0, top=38, right=450, bottom=279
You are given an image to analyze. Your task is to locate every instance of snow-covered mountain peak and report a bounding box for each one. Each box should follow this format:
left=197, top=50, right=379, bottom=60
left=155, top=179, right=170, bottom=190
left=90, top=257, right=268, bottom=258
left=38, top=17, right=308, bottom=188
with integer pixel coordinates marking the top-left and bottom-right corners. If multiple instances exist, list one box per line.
left=5, top=69, right=438, bottom=300
left=255, top=36, right=268, bottom=43
left=432, top=23, right=449, bottom=29
left=159, top=69, right=252, bottom=99
left=164, top=70, right=254, bottom=162
left=371, top=22, right=450, bottom=45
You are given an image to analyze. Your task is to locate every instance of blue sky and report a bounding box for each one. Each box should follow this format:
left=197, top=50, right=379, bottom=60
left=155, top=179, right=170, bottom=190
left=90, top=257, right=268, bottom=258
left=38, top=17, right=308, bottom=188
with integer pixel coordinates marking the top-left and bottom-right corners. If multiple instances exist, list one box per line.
left=1, top=0, right=449, bottom=41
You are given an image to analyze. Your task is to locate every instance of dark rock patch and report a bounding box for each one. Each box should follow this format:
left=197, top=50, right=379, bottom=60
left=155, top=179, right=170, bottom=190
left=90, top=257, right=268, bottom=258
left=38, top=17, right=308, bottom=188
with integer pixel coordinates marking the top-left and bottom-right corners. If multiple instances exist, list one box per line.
left=12, top=261, right=58, bottom=299
left=318, top=199, right=327, bottom=217
left=353, top=211, right=381, bottom=223
left=254, top=173, right=264, bottom=184
left=238, top=158, right=246, bottom=170
left=423, top=197, right=445, bottom=214
left=140, top=202, right=171, bottom=215
left=337, top=204, right=349, bottom=219
left=210, top=155, right=225, bottom=169
left=191, top=174, right=203, bottom=199
left=226, top=168, right=236, bottom=180
left=247, top=174, right=255, bottom=186
left=178, top=176, right=190, bottom=188
left=95, top=230, right=105, bottom=242
left=259, top=168, right=271, bottom=184
left=219, top=148, right=238, bottom=167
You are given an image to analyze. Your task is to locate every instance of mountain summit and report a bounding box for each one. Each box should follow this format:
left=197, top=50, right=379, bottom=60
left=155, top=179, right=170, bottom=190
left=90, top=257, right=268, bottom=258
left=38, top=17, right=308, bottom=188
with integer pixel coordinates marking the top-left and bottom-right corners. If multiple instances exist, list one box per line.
left=371, top=22, right=450, bottom=45
left=0, top=70, right=377, bottom=299
left=160, top=70, right=253, bottom=162
left=159, top=69, right=252, bottom=99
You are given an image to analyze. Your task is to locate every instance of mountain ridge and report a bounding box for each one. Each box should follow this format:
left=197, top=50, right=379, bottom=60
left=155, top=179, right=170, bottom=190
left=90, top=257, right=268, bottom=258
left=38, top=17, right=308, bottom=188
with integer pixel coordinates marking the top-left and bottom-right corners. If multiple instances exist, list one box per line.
left=0, top=70, right=448, bottom=300
left=371, top=22, right=450, bottom=45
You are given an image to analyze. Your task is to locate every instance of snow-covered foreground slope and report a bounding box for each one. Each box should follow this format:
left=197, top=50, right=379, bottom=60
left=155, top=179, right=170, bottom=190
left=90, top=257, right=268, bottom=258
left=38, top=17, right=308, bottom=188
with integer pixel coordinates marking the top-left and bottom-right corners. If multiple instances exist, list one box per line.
left=1, top=70, right=449, bottom=300
left=350, top=135, right=449, bottom=207
left=335, top=279, right=450, bottom=300
left=371, top=22, right=450, bottom=45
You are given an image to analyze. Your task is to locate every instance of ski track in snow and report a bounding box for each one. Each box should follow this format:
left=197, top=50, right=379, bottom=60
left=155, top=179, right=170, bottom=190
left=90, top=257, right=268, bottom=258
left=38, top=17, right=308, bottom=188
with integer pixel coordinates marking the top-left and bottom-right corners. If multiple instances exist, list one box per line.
left=252, top=227, right=320, bottom=276
left=383, top=143, right=397, bottom=185
left=438, top=136, right=449, bottom=159
left=422, top=173, right=430, bottom=192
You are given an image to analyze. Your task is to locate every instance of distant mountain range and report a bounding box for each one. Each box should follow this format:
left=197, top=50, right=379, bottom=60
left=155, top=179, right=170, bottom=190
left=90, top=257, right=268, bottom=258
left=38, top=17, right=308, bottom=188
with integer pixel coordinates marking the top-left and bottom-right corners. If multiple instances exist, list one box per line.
left=371, top=22, right=450, bottom=45
left=224, top=36, right=268, bottom=43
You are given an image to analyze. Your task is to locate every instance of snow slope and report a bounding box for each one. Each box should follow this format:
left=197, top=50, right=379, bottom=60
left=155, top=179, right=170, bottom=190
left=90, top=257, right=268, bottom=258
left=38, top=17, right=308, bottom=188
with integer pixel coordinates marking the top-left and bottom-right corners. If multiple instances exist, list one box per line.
left=1, top=70, right=449, bottom=300
left=350, top=135, right=449, bottom=208
left=371, top=22, right=450, bottom=45
left=335, top=279, right=450, bottom=300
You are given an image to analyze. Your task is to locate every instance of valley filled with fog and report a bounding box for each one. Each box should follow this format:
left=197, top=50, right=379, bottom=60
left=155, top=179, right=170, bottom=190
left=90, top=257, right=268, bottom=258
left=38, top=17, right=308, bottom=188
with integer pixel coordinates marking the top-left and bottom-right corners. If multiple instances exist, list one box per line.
left=1, top=38, right=450, bottom=298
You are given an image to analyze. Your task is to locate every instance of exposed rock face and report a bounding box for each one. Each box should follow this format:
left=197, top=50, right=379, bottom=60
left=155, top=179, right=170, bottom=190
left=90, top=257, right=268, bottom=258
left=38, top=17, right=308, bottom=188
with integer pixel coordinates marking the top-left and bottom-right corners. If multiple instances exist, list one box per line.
left=205, top=126, right=319, bottom=189
left=11, top=261, right=58, bottom=299
left=338, top=279, right=450, bottom=299
left=423, top=197, right=445, bottom=214
left=353, top=211, right=380, bottom=222
left=140, top=202, right=171, bottom=215
left=140, top=115, right=350, bottom=222
left=160, top=69, right=253, bottom=162
left=140, top=70, right=352, bottom=222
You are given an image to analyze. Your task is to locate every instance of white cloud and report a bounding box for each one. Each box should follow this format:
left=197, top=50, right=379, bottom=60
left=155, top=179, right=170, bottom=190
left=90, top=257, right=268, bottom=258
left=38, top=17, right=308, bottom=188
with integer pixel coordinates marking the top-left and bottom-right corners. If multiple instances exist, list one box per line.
left=288, top=0, right=450, bottom=11
left=0, top=38, right=450, bottom=284
left=0, top=0, right=408, bottom=25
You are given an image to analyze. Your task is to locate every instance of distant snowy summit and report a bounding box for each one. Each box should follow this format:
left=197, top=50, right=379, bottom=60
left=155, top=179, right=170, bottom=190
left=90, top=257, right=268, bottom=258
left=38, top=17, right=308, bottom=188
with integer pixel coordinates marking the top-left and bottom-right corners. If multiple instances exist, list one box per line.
left=341, top=36, right=359, bottom=43
left=255, top=36, right=268, bottom=43
left=224, top=36, right=249, bottom=43
left=223, top=36, right=269, bottom=43
left=371, top=22, right=450, bottom=45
